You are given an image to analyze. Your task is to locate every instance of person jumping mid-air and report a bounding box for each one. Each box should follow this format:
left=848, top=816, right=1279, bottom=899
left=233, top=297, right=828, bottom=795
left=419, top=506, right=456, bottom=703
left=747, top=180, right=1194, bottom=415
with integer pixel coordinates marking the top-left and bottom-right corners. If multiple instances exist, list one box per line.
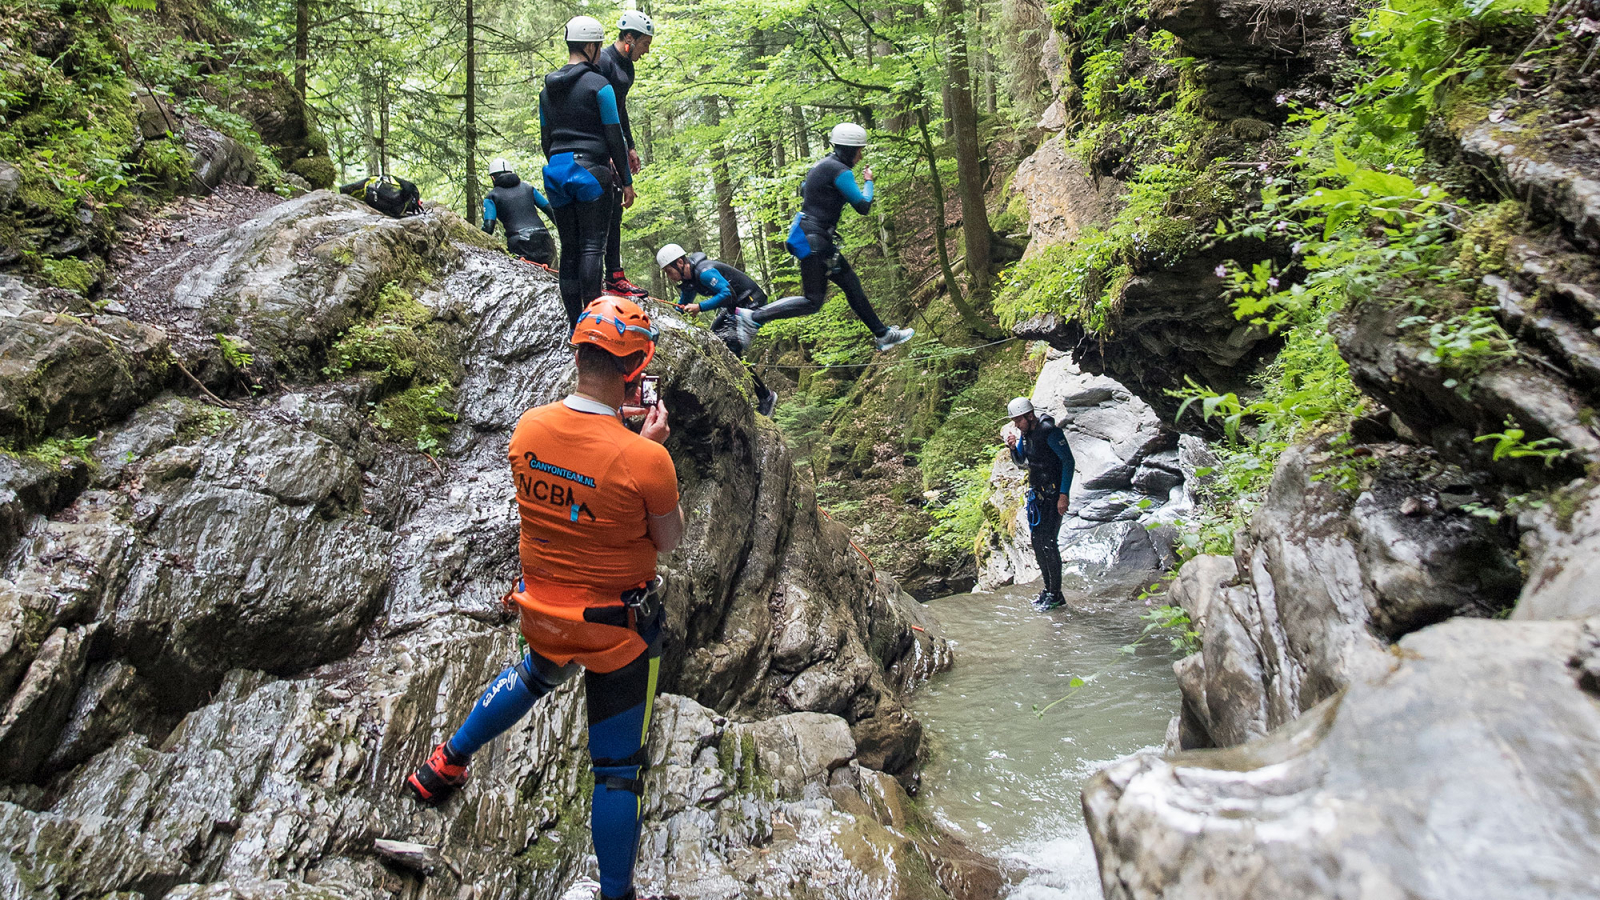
left=482, top=158, right=555, bottom=268
left=594, top=11, right=655, bottom=300
left=1003, top=396, right=1075, bottom=612
left=406, top=295, right=682, bottom=900
left=656, top=242, right=778, bottom=416
left=541, top=16, right=636, bottom=328
left=730, top=122, right=914, bottom=353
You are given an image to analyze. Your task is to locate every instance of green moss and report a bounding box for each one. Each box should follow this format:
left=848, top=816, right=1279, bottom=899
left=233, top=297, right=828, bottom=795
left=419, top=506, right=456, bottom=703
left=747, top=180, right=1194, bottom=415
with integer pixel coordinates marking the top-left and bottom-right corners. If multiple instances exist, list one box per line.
left=1455, top=200, right=1523, bottom=282
left=12, top=434, right=96, bottom=471
left=37, top=257, right=102, bottom=295
left=138, top=137, right=194, bottom=194
left=289, top=156, right=336, bottom=190
left=375, top=381, right=458, bottom=454
left=176, top=402, right=236, bottom=442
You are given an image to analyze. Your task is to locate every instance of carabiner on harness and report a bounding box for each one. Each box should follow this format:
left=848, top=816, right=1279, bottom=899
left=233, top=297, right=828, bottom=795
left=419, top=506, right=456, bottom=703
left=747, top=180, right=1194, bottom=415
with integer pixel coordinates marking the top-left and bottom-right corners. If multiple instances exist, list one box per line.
left=621, top=575, right=666, bottom=645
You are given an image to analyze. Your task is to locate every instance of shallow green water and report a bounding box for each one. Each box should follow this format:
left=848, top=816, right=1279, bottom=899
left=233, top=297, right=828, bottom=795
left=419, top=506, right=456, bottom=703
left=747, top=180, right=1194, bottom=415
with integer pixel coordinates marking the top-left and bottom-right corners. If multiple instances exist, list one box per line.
left=909, top=580, right=1181, bottom=899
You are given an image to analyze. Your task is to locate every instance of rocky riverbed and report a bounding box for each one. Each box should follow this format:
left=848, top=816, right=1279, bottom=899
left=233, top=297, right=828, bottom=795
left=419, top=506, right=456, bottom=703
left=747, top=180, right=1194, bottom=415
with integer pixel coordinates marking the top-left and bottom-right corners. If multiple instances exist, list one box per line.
left=0, top=189, right=1001, bottom=898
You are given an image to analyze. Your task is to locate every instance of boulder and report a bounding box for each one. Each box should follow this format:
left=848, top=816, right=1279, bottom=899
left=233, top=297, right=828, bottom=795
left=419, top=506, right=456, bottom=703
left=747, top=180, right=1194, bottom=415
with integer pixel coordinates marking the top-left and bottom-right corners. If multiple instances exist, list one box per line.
left=1012, top=133, right=1125, bottom=256
left=1515, top=478, right=1600, bottom=621
left=0, top=276, right=170, bottom=440
left=1084, top=618, right=1600, bottom=900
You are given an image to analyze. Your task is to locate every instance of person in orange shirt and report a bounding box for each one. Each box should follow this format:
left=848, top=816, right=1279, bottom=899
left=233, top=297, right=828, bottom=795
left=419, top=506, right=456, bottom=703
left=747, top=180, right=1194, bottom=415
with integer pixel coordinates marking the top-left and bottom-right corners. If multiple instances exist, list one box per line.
left=406, top=296, right=682, bottom=900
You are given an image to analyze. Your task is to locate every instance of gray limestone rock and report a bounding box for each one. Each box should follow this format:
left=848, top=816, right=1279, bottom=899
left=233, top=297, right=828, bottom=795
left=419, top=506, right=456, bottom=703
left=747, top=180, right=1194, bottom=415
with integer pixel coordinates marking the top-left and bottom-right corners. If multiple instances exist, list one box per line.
left=0, top=278, right=170, bottom=440
left=0, top=188, right=973, bottom=898
left=1515, top=478, right=1600, bottom=621
left=1084, top=618, right=1600, bottom=900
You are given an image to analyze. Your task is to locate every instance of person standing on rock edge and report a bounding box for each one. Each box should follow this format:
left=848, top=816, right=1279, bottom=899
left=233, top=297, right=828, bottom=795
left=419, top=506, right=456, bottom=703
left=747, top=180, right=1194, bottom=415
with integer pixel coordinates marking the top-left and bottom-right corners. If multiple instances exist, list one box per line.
left=407, top=295, right=682, bottom=900
left=541, top=15, right=636, bottom=328
left=1003, top=397, right=1075, bottom=612
left=656, top=242, right=779, bottom=417
left=727, top=123, right=915, bottom=353
left=594, top=11, right=654, bottom=300
left=482, top=158, right=555, bottom=268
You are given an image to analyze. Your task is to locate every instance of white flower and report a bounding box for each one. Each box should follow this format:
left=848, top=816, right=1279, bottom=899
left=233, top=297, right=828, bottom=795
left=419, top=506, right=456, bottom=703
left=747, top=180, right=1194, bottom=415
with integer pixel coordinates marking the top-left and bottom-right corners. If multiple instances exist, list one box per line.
left=1274, top=221, right=1288, bottom=232
left=1214, top=264, right=1228, bottom=278
left=1267, top=276, right=1280, bottom=290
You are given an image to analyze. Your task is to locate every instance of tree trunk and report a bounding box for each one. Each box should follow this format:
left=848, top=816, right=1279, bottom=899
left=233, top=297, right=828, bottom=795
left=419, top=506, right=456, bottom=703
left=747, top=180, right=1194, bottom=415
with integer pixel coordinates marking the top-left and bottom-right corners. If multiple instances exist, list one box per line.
left=945, top=0, right=993, bottom=307
left=916, top=107, right=1001, bottom=340
left=792, top=106, right=810, bottom=158
left=378, top=71, right=390, bottom=175
left=361, top=72, right=379, bottom=174
left=464, top=0, right=479, bottom=219
left=295, top=0, right=309, bottom=102
left=707, top=99, right=741, bottom=264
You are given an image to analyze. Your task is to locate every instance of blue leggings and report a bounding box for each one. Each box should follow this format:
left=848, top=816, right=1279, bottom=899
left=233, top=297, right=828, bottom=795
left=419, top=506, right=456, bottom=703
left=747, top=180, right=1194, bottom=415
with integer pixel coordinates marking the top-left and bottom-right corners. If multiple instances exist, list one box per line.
left=448, top=641, right=660, bottom=899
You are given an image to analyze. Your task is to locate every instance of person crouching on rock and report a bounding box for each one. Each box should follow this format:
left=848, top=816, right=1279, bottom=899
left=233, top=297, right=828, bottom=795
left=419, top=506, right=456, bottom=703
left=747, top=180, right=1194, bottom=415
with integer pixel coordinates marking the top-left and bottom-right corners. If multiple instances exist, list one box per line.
left=656, top=242, right=779, bottom=417
left=407, top=295, right=682, bottom=900
left=482, top=157, right=556, bottom=269
left=1003, top=397, right=1075, bottom=612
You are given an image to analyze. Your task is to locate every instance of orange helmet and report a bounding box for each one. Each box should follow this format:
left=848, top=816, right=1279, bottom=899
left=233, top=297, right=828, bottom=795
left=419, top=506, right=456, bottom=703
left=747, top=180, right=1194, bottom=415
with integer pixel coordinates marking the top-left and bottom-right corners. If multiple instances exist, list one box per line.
left=571, top=294, right=658, bottom=379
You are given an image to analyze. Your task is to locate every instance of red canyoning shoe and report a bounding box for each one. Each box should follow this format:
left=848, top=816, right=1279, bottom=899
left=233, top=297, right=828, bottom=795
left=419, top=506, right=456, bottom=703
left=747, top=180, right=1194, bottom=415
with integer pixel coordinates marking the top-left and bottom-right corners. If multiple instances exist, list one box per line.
left=606, top=270, right=650, bottom=299
left=406, top=742, right=469, bottom=806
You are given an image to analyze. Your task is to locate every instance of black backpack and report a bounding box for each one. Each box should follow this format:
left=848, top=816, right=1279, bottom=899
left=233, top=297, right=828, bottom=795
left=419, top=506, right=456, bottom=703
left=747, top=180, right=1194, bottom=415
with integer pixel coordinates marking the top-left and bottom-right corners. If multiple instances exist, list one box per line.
left=342, top=174, right=423, bottom=217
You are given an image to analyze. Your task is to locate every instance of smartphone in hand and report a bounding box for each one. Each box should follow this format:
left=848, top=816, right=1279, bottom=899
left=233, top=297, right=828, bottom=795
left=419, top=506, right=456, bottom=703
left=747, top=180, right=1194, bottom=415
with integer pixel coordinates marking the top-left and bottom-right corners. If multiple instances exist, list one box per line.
left=640, top=374, right=660, bottom=407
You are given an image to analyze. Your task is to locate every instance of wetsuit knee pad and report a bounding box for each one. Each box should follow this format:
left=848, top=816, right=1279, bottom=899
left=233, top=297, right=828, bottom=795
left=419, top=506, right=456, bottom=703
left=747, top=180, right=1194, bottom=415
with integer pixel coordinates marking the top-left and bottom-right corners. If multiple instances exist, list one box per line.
left=514, top=651, right=577, bottom=696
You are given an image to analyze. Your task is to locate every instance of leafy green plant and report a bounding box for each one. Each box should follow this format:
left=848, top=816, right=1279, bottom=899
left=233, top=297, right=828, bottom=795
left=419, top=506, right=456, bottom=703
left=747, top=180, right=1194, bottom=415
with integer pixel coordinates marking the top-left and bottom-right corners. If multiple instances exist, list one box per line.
left=1474, top=416, right=1571, bottom=467
left=16, top=435, right=97, bottom=470
left=1131, top=604, right=1200, bottom=656
left=215, top=334, right=254, bottom=368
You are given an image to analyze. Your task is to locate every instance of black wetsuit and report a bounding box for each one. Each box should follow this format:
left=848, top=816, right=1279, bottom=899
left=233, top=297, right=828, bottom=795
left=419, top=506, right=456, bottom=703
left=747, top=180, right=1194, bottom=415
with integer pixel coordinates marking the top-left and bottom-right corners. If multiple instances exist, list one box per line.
left=752, top=149, right=888, bottom=337
left=594, top=44, right=637, bottom=278
left=1010, top=415, right=1076, bottom=597
left=674, top=252, right=772, bottom=399
left=483, top=172, right=554, bottom=265
left=539, top=61, right=633, bottom=325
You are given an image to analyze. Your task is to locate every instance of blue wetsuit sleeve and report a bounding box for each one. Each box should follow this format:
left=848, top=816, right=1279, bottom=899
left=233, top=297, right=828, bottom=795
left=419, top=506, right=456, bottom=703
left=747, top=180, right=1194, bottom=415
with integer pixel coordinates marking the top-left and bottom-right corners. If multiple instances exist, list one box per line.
left=1009, top=442, right=1026, bottom=466
left=676, top=283, right=697, bottom=307
left=1046, top=428, right=1075, bottom=492
left=532, top=186, right=552, bottom=215
left=481, top=197, right=497, bottom=233
left=696, top=269, right=734, bottom=311
left=597, top=84, right=632, bottom=187
left=834, top=168, right=873, bottom=215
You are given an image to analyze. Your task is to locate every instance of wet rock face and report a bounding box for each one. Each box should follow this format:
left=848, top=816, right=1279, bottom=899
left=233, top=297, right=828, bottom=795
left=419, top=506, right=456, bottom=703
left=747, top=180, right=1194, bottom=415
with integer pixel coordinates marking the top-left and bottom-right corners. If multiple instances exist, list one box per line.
left=0, top=275, right=170, bottom=441
left=979, top=352, right=1187, bottom=591
left=1167, top=442, right=1522, bottom=750
left=1085, top=617, right=1600, bottom=900
left=0, top=191, right=970, bottom=897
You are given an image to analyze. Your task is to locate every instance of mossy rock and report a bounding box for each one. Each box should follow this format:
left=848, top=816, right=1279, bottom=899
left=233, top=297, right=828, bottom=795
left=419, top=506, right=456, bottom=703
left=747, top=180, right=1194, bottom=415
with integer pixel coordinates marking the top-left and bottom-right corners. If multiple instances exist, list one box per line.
left=1225, top=117, right=1275, bottom=141
left=289, top=156, right=336, bottom=190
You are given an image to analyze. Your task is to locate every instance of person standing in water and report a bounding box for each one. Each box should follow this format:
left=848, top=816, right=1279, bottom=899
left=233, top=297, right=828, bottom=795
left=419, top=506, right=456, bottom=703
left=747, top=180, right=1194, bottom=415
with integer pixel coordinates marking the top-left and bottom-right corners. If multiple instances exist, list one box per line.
left=1003, top=396, right=1075, bottom=611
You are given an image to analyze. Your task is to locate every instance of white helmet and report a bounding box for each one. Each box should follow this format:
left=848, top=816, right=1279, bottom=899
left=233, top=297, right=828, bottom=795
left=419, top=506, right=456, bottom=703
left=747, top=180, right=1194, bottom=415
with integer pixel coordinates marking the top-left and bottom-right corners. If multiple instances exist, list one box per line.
left=656, top=243, right=687, bottom=269
left=830, top=122, right=869, bottom=148
left=1006, top=397, right=1034, bottom=418
left=617, top=10, right=655, bottom=36
left=489, top=158, right=512, bottom=176
left=564, top=15, right=605, bottom=43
